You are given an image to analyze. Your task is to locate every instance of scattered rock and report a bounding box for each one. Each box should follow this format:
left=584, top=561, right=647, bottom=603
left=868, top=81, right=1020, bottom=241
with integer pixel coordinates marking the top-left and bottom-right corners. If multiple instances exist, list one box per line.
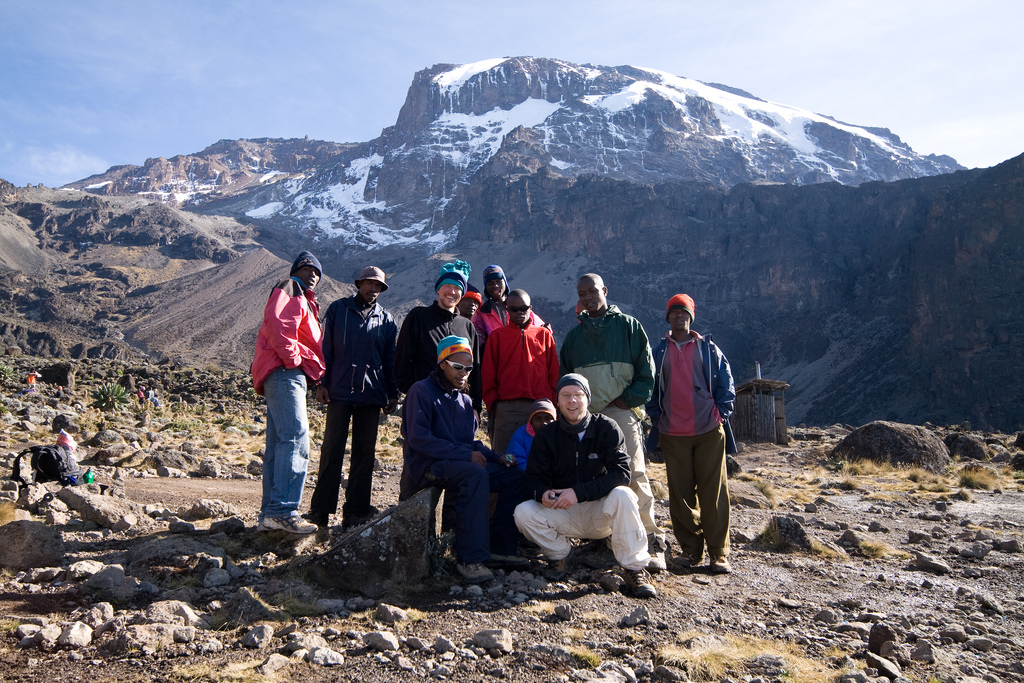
left=375, top=603, right=408, bottom=625
left=473, top=628, right=512, bottom=654
left=363, top=631, right=399, bottom=652
left=241, top=624, right=274, bottom=649
left=912, top=552, right=951, bottom=574
left=0, top=520, right=65, bottom=570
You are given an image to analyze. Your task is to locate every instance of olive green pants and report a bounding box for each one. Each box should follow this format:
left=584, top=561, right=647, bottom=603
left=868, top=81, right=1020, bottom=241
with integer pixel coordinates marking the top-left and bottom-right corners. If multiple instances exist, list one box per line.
left=661, top=425, right=730, bottom=559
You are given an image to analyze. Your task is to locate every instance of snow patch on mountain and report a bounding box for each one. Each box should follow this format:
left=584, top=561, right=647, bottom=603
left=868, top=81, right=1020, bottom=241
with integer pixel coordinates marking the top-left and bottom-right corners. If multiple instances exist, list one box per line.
left=434, top=57, right=510, bottom=94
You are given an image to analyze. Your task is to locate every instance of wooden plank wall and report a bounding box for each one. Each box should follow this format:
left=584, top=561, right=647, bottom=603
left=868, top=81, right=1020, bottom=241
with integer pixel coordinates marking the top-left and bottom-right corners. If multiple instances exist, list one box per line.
left=733, top=393, right=778, bottom=443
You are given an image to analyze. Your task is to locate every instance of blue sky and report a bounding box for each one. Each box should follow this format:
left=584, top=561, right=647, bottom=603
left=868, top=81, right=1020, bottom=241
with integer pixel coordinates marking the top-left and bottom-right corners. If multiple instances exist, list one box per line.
left=2, top=0, right=1022, bottom=187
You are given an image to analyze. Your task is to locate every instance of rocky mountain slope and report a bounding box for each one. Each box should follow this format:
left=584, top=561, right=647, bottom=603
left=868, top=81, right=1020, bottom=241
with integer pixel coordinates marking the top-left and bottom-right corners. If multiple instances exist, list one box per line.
left=63, top=137, right=354, bottom=208
left=67, top=57, right=961, bottom=250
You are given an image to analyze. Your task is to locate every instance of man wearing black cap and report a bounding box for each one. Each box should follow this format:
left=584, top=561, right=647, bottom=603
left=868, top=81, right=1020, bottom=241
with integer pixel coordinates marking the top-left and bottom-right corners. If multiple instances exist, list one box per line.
left=304, top=266, right=398, bottom=530
left=514, top=373, right=657, bottom=598
left=251, top=251, right=326, bottom=535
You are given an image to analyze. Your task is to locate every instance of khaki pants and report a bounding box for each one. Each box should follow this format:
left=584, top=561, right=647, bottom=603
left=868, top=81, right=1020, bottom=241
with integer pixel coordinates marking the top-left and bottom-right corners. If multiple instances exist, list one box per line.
left=600, top=405, right=664, bottom=544
left=661, top=426, right=730, bottom=558
left=490, top=399, right=534, bottom=455
left=513, top=486, right=651, bottom=570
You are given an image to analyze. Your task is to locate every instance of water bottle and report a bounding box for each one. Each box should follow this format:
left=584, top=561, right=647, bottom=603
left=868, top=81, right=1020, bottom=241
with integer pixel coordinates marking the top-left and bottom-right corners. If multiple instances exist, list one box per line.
left=83, top=469, right=95, bottom=484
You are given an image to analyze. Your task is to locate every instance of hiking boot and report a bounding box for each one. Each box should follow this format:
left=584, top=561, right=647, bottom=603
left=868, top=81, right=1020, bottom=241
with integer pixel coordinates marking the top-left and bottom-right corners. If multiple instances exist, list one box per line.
left=544, top=547, right=575, bottom=581
left=259, top=515, right=317, bottom=534
left=622, top=567, right=658, bottom=598
left=456, top=562, right=494, bottom=584
left=673, top=553, right=705, bottom=569
left=342, top=505, right=380, bottom=530
left=647, top=534, right=668, bottom=572
left=302, top=511, right=329, bottom=527
left=710, top=556, right=733, bottom=574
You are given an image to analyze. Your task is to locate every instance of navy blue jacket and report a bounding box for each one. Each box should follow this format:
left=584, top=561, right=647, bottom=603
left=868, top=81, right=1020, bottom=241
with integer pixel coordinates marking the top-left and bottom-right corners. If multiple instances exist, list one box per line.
left=320, top=295, right=398, bottom=406
left=399, top=371, right=497, bottom=499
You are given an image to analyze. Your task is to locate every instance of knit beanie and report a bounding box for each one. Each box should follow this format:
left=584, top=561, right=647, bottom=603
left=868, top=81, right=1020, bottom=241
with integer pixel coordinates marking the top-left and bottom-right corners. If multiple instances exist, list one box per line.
left=556, top=373, right=591, bottom=401
left=436, top=335, right=473, bottom=364
left=291, top=251, right=323, bottom=278
left=434, top=260, right=471, bottom=293
left=528, top=398, right=556, bottom=423
left=483, top=264, right=509, bottom=293
left=666, top=293, right=695, bottom=322
left=463, top=284, right=484, bottom=306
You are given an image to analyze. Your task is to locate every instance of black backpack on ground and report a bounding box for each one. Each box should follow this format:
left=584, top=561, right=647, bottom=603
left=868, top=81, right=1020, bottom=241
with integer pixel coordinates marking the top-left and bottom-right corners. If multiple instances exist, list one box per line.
left=11, top=445, right=83, bottom=491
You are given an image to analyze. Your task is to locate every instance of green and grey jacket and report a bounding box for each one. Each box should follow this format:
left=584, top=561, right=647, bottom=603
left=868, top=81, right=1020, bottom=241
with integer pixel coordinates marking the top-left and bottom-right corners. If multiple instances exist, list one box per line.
left=559, top=305, right=655, bottom=412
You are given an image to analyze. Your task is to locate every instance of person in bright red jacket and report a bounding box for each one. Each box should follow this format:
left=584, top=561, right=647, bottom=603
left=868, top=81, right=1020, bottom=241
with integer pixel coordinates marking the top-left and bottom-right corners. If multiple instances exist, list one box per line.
left=481, top=289, right=559, bottom=454
left=251, top=251, right=326, bottom=535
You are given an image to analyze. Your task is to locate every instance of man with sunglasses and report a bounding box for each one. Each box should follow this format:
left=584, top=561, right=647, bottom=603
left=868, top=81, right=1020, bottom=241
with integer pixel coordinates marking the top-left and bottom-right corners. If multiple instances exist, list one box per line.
left=481, top=289, right=559, bottom=454
left=399, top=336, right=527, bottom=583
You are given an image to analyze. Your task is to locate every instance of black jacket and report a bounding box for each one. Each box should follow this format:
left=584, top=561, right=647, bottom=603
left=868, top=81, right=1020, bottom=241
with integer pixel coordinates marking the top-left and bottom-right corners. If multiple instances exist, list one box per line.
left=394, top=302, right=481, bottom=410
left=524, top=413, right=629, bottom=503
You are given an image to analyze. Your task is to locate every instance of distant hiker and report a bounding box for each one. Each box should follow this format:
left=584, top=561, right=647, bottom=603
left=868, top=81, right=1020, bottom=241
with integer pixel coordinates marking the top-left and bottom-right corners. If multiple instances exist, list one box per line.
left=394, top=260, right=482, bottom=414
left=25, top=370, right=40, bottom=393
left=305, top=266, right=398, bottom=530
left=457, top=284, right=483, bottom=320
left=559, top=273, right=667, bottom=571
left=147, top=387, right=160, bottom=407
left=505, top=398, right=556, bottom=470
left=472, top=264, right=546, bottom=348
left=481, top=289, right=559, bottom=454
left=647, top=294, right=736, bottom=574
left=399, top=336, right=527, bottom=583
left=251, top=250, right=326, bottom=535
left=514, top=374, right=657, bottom=598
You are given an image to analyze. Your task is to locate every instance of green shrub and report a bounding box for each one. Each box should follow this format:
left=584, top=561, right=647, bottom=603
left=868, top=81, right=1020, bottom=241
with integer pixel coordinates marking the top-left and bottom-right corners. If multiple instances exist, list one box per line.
left=91, top=383, right=130, bottom=411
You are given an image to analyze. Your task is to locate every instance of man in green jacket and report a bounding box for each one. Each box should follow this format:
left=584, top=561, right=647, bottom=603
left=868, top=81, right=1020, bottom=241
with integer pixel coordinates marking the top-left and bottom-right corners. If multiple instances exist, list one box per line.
left=559, top=274, right=666, bottom=570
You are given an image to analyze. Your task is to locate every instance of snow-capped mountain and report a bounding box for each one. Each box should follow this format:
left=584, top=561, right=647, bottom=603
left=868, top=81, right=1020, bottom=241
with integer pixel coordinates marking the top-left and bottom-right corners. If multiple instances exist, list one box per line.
left=72, top=57, right=962, bottom=250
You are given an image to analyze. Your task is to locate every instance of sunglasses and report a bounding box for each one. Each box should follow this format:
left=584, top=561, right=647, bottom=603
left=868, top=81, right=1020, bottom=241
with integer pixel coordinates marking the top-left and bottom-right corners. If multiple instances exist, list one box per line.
left=445, top=360, right=473, bottom=373
left=507, top=305, right=531, bottom=313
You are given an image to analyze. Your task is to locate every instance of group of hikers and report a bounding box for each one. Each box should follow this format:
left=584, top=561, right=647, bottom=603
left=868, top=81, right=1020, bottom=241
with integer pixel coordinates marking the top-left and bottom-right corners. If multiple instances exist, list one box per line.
left=251, top=251, right=737, bottom=598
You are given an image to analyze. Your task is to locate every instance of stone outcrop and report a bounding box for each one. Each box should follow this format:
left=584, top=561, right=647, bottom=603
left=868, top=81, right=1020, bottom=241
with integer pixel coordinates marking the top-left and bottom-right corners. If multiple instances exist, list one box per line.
left=307, top=488, right=442, bottom=598
left=0, top=520, right=64, bottom=569
left=833, top=421, right=950, bottom=473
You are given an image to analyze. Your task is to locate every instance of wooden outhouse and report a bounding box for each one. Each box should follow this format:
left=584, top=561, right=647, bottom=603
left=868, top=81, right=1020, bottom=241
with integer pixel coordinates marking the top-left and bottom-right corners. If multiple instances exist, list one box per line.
left=732, top=377, right=789, bottom=444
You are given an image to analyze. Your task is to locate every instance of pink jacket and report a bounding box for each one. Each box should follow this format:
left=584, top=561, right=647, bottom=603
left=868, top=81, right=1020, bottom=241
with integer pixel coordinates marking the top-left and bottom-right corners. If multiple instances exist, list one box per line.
left=251, top=278, right=326, bottom=396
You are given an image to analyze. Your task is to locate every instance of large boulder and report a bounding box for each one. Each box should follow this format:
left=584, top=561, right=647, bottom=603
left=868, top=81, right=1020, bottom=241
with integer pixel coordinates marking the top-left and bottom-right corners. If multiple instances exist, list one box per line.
left=832, top=421, right=950, bottom=473
left=0, top=520, right=64, bottom=569
left=57, top=487, right=141, bottom=530
left=307, top=488, right=442, bottom=598
left=945, top=434, right=989, bottom=461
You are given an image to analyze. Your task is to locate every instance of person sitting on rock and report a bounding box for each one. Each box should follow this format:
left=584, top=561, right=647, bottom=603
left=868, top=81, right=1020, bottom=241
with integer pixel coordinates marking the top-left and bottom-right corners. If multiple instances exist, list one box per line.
left=514, top=374, right=657, bottom=598
left=399, top=336, right=527, bottom=583
left=504, top=399, right=556, bottom=470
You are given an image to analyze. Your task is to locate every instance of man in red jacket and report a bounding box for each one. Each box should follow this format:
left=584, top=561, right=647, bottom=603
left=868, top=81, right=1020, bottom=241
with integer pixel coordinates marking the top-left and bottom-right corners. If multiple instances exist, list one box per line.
left=251, top=251, right=326, bottom=535
left=481, top=289, right=559, bottom=454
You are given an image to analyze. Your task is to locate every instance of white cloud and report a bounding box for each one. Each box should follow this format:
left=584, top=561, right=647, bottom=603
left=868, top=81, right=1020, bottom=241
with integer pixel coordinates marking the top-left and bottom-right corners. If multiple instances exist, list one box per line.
left=0, top=144, right=110, bottom=187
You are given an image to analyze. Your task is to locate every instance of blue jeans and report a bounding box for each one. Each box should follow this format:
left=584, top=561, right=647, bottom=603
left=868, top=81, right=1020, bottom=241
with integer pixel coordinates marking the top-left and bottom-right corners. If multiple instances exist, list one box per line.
left=261, top=366, right=310, bottom=520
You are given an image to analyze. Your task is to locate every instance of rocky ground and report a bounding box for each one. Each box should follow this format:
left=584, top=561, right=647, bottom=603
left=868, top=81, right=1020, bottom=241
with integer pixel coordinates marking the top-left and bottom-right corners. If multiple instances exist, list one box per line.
left=0, top=355, right=1023, bottom=683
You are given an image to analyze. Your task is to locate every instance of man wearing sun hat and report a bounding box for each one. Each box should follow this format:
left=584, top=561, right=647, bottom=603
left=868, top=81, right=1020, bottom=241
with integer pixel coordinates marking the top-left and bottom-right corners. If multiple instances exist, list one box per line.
left=399, top=335, right=527, bottom=583
left=394, top=260, right=482, bottom=413
left=304, top=266, right=398, bottom=530
left=647, top=293, right=736, bottom=574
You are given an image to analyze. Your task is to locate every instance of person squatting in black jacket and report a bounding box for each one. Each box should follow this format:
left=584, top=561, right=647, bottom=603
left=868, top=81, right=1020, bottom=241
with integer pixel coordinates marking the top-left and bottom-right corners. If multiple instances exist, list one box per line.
left=514, top=374, right=658, bottom=598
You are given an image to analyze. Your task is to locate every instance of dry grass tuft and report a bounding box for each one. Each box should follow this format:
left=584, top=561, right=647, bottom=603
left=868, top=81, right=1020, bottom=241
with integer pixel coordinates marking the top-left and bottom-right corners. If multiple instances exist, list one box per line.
left=175, top=660, right=263, bottom=682
left=809, top=540, right=846, bottom=560
left=751, top=479, right=778, bottom=508
left=0, top=501, right=16, bottom=526
left=657, top=631, right=836, bottom=682
left=859, top=539, right=908, bottom=560
left=756, top=517, right=786, bottom=551
left=568, top=646, right=601, bottom=668
left=959, top=467, right=999, bottom=490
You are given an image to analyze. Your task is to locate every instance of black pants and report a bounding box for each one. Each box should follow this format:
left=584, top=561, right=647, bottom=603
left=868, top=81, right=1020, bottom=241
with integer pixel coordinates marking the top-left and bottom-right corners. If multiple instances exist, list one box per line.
left=309, top=401, right=381, bottom=518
